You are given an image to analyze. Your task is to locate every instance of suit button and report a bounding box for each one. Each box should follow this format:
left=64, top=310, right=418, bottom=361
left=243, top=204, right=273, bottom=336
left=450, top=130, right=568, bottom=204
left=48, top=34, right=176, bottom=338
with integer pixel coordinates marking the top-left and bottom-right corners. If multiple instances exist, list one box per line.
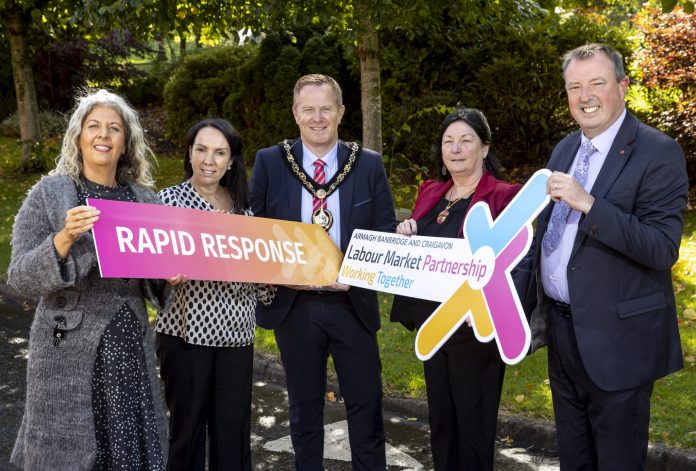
left=55, top=296, right=67, bottom=308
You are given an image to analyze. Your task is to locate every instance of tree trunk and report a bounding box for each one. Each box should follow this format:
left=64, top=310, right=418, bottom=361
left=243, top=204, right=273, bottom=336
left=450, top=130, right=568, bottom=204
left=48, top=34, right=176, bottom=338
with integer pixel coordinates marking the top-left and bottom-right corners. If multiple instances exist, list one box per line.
left=166, top=37, right=177, bottom=63
left=5, top=6, right=41, bottom=168
left=178, top=31, right=187, bottom=58
left=357, top=7, right=382, bottom=155
left=156, top=38, right=167, bottom=61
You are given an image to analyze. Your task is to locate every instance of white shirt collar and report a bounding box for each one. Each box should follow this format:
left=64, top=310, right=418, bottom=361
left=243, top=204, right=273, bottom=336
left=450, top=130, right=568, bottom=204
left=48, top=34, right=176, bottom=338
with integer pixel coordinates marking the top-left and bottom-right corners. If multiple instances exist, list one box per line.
left=302, top=141, right=339, bottom=169
left=583, top=108, right=626, bottom=155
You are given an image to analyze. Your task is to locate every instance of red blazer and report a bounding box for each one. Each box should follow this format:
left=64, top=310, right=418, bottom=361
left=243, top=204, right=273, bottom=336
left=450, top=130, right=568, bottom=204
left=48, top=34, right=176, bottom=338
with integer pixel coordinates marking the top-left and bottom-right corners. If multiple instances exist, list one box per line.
left=411, top=171, right=521, bottom=235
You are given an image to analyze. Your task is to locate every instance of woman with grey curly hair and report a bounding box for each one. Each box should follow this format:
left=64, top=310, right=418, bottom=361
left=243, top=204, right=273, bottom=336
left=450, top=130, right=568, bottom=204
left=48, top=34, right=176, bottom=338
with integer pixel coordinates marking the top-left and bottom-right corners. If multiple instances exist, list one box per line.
left=51, top=88, right=156, bottom=187
left=8, top=89, right=182, bottom=470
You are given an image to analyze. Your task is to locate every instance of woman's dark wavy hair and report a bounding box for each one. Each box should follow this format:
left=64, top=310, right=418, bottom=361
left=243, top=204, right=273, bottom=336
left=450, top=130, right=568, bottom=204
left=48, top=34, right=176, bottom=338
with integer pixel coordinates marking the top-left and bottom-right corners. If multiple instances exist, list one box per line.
left=434, top=105, right=503, bottom=181
left=183, top=119, right=249, bottom=213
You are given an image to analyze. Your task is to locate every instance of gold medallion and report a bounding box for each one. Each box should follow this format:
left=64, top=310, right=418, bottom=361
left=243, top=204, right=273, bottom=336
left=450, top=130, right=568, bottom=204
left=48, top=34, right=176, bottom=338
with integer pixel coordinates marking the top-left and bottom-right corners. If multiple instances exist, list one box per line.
left=312, top=207, right=334, bottom=231
left=316, top=189, right=327, bottom=199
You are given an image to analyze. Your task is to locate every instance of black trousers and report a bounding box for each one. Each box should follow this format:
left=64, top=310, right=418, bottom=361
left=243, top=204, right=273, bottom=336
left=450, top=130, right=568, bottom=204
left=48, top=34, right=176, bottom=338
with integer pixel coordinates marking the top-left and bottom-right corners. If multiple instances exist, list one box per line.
left=157, top=333, right=253, bottom=471
left=274, top=292, right=386, bottom=471
left=548, top=305, right=653, bottom=471
left=423, top=326, right=505, bottom=471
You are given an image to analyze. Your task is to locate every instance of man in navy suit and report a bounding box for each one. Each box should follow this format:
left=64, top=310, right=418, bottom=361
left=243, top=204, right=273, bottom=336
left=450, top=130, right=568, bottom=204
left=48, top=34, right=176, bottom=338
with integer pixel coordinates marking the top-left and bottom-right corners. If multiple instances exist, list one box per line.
left=533, top=44, right=688, bottom=469
left=250, top=74, right=395, bottom=470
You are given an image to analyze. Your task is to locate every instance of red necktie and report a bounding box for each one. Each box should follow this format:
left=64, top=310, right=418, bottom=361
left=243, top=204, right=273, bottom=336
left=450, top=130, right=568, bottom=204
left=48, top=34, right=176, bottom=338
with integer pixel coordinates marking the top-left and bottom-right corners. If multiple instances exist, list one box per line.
left=313, top=159, right=326, bottom=213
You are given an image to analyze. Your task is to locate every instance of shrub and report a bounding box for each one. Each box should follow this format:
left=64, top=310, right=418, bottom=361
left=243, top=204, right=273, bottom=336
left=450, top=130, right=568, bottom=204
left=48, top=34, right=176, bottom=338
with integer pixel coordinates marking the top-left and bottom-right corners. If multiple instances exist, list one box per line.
left=226, top=31, right=361, bottom=161
left=121, top=58, right=174, bottom=107
left=633, top=7, right=695, bottom=175
left=380, top=7, right=630, bottom=182
left=34, top=30, right=153, bottom=112
left=164, top=30, right=361, bottom=163
left=163, top=45, right=257, bottom=144
left=0, top=110, right=66, bottom=138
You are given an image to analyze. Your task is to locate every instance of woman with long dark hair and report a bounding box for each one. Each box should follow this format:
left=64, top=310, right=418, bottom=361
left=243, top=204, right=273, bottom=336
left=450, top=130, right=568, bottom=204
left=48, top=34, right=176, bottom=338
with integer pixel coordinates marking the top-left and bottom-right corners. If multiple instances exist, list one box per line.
left=156, top=119, right=274, bottom=471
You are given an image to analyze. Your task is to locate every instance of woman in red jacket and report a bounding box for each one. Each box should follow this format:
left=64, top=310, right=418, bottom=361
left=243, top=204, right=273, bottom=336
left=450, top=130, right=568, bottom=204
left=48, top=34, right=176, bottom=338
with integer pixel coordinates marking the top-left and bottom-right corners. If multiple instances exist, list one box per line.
left=390, top=106, right=524, bottom=471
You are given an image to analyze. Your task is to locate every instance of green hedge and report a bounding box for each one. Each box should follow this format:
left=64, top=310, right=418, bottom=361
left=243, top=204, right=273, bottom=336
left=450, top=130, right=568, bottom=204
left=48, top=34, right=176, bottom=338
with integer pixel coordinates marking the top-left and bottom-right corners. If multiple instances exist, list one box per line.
left=163, top=31, right=361, bottom=164
left=379, top=11, right=630, bottom=183
left=163, top=45, right=257, bottom=145
left=162, top=9, right=635, bottom=188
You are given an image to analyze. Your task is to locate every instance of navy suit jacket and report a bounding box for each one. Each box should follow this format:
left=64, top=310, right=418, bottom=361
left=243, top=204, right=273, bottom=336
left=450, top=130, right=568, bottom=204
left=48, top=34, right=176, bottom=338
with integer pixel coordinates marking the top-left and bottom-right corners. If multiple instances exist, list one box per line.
left=250, top=139, right=396, bottom=332
left=533, top=112, right=687, bottom=391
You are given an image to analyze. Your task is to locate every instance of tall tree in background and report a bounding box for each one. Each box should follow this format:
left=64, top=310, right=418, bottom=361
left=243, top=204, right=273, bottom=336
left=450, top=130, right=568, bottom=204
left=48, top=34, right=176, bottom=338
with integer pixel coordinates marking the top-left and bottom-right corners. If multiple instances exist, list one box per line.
left=356, top=0, right=381, bottom=153
left=255, top=0, right=476, bottom=155
left=0, top=0, right=256, bottom=168
left=5, top=0, right=685, bottom=168
left=1, top=1, right=41, bottom=169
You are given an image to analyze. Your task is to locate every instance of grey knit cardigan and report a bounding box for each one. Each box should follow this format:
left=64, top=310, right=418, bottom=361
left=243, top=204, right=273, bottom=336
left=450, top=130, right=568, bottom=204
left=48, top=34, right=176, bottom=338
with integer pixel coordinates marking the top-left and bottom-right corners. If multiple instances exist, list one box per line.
left=8, top=174, right=171, bottom=470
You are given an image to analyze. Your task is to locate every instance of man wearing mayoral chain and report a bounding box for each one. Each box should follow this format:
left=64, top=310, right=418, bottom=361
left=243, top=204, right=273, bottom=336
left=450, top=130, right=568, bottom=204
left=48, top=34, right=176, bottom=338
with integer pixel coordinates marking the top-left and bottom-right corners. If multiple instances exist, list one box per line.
left=250, top=74, right=396, bottom=470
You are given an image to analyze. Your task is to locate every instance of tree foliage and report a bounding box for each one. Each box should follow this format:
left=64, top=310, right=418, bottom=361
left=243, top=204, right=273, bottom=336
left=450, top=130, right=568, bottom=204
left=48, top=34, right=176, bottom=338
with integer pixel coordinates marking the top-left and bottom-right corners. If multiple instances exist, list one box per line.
left=163, top=29, right=362, bottom=164
left=379, top=3, right=630, bottom=182
left=660, top=0, right=695, bottom=14
left=163, top=44, right=256, bottom=143
left=228, top=30, right=362, bottom=158
left=633, top=6, right=695, bottom=164
left=34, top=30, right=152, bottom=111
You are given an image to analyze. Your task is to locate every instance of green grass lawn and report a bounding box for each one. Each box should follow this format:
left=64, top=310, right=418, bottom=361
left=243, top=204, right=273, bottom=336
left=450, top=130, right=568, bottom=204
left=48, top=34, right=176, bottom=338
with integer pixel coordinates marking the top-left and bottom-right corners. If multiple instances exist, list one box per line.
left=1, top=139, right=694, bottom=448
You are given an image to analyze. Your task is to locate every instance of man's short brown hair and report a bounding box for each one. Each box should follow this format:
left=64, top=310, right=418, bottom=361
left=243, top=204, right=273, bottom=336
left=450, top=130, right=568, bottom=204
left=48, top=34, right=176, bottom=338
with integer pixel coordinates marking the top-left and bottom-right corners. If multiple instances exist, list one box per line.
left=562, top=43, right=626, bottom=83
left=293, top=74, right=343, bottom=107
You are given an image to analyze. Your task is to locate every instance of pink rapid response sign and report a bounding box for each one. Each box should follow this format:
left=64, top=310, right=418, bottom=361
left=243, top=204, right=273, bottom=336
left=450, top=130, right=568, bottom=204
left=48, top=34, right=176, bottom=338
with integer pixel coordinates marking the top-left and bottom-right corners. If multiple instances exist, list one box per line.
left=88, top=198, right=343, bottom=285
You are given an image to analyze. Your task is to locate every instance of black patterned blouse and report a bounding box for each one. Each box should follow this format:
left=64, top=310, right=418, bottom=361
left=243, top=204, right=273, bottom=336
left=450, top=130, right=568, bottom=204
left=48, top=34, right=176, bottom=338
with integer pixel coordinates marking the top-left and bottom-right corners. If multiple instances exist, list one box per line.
left=155, top=181, right=275, bottom=347
left=77, top=178, right=164, bottom=471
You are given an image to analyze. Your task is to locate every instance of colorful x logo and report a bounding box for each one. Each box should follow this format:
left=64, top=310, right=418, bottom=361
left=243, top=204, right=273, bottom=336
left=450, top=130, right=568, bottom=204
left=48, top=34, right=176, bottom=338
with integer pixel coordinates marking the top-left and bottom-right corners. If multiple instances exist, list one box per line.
left=415, top=170, right=550, bottom=365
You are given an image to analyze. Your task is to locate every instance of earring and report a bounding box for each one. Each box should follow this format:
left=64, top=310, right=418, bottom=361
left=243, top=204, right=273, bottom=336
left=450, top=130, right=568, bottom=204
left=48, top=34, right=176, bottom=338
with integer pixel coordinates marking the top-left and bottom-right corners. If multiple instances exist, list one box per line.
left=227, top=165, right=232, bottom=170
left=441, top=165, right=447, bottom=176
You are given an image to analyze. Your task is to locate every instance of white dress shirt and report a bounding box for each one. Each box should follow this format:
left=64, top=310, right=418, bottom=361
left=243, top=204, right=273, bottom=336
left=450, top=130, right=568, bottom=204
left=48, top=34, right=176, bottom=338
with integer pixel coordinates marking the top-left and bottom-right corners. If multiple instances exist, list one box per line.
left=300, top=142, right=342, bottom=248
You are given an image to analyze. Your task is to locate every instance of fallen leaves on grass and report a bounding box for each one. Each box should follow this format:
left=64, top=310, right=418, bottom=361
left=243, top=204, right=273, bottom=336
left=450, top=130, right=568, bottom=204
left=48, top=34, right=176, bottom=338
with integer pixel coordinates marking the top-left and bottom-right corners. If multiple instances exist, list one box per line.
left=514, top=394, right=525, bottom=403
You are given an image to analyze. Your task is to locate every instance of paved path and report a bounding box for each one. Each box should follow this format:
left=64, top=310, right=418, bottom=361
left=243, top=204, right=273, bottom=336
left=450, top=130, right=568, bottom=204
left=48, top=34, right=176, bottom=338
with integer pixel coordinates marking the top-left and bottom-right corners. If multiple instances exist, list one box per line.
left=0, top=294, right=560, bottom=470
left=0, top=295, right=29, bottom=470
left=3, top=290, right=694, bottom=470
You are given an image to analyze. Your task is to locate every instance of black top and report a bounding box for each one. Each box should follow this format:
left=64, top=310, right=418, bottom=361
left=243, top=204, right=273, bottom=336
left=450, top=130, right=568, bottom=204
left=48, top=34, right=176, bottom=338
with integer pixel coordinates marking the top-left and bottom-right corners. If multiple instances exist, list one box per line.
left=390, top=195, right=471, bottom=330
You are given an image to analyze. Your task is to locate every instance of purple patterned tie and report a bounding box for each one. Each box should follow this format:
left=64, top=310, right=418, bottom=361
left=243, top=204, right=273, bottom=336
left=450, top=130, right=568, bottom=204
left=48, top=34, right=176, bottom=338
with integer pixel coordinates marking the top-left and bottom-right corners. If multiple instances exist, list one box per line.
left=542, top=140, right=597, bottom=255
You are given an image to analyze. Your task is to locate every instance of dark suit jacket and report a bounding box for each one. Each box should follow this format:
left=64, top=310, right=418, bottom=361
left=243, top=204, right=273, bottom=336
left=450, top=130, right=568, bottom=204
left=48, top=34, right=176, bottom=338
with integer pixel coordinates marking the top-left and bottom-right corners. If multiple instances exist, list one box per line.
left=250, top=139, right=397, bottom=332
left=533, top=112, right=687, bottom=391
